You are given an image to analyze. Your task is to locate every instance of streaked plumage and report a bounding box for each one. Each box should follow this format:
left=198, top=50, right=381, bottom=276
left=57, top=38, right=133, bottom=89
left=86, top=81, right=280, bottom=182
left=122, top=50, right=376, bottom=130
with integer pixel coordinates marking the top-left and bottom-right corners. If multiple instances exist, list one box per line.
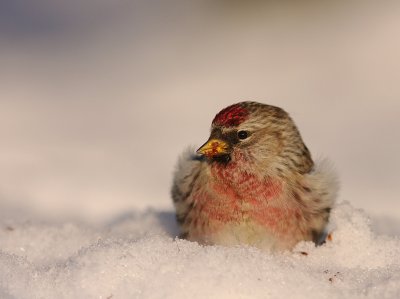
left=172, top=102, right=338, bottom=251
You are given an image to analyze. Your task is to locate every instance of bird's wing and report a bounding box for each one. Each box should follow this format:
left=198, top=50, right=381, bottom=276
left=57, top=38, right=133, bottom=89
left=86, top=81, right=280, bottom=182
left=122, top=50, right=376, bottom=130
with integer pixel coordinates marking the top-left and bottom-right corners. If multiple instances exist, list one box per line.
left=307, top=158, right=339, bottom=210
left=303, top=158, right=339, bottom=244
left=171, top=147, right=203, bottom=236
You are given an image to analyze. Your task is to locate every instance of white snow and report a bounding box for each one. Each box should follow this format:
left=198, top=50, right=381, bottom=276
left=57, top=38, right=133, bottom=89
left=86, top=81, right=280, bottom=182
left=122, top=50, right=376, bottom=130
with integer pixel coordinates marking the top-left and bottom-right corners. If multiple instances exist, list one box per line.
left=1, top=202, right=399, bottom=299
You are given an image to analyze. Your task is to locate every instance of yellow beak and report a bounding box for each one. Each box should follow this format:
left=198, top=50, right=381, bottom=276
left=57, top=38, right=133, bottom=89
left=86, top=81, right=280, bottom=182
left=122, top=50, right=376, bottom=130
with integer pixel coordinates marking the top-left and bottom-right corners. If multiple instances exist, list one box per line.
left=196, top=139, right=230, bottom=157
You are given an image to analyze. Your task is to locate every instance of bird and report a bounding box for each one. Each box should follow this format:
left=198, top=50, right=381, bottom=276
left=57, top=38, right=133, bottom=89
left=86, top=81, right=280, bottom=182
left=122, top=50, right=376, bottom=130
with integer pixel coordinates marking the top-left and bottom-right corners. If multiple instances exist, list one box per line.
left=171, top=101, right=338, bottom=251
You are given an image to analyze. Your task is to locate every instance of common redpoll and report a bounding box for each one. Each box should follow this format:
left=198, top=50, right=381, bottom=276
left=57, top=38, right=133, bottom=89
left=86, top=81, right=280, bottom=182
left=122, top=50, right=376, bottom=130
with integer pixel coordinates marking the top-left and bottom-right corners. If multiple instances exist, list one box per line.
left=172, top=102, right=338, bottom=251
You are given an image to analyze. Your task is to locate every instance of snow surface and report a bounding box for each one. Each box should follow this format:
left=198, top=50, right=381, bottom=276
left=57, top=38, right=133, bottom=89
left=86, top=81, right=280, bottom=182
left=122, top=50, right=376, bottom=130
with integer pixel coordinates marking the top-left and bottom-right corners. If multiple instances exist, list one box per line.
left=1, top=202, right=399, bottom=299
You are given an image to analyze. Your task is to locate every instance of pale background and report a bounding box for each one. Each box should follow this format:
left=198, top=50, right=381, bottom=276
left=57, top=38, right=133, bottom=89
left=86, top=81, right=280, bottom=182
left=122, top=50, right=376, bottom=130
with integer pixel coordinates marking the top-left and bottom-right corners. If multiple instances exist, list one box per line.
left=0, top=0, right=399, bottom=222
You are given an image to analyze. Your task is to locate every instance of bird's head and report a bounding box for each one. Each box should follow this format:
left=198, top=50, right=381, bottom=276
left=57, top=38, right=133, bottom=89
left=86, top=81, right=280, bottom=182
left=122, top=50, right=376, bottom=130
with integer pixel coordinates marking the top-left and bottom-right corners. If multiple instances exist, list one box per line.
left=197, top=101, right=314, bottom=174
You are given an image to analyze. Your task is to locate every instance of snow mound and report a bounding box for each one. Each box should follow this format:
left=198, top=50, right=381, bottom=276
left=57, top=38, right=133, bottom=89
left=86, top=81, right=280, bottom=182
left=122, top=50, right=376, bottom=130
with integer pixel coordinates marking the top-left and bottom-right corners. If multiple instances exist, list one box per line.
left=0, top=202, right=399, bottom=299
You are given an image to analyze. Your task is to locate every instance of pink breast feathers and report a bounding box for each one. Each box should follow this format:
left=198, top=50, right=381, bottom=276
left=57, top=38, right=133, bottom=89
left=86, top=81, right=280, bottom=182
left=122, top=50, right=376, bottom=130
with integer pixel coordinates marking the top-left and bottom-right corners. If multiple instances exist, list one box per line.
left=212, top=104, right=249, bottom=127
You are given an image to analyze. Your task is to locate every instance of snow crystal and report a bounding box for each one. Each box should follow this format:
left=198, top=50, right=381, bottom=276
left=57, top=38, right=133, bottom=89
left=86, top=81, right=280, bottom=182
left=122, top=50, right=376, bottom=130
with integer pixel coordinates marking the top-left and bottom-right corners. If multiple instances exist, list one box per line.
left=0, top=201, right=399, bottom=299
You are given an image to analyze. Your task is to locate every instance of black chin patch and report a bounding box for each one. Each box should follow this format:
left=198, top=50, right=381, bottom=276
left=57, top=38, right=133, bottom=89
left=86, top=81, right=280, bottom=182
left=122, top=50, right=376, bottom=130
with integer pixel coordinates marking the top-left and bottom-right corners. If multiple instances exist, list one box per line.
left=191, top=154, right=206, bottom=162
left=211, top=154, right=231, bottom=164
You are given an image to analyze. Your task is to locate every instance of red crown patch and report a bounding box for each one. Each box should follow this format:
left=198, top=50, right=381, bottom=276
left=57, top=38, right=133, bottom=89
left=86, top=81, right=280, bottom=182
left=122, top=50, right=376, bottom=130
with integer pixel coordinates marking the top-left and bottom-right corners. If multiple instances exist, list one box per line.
left=212, top=104, right=249, bottom=127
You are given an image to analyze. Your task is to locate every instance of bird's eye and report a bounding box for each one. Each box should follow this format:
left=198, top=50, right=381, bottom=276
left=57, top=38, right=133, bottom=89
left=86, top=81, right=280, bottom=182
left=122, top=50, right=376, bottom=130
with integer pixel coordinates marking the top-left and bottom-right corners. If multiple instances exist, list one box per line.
left=237, top=130, right=248, bottom=140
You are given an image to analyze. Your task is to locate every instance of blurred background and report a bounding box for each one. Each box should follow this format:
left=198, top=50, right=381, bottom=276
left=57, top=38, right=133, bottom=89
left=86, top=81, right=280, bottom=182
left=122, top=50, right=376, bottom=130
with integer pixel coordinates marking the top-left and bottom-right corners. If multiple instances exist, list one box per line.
left=0, top=0, right=399, bottom=223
